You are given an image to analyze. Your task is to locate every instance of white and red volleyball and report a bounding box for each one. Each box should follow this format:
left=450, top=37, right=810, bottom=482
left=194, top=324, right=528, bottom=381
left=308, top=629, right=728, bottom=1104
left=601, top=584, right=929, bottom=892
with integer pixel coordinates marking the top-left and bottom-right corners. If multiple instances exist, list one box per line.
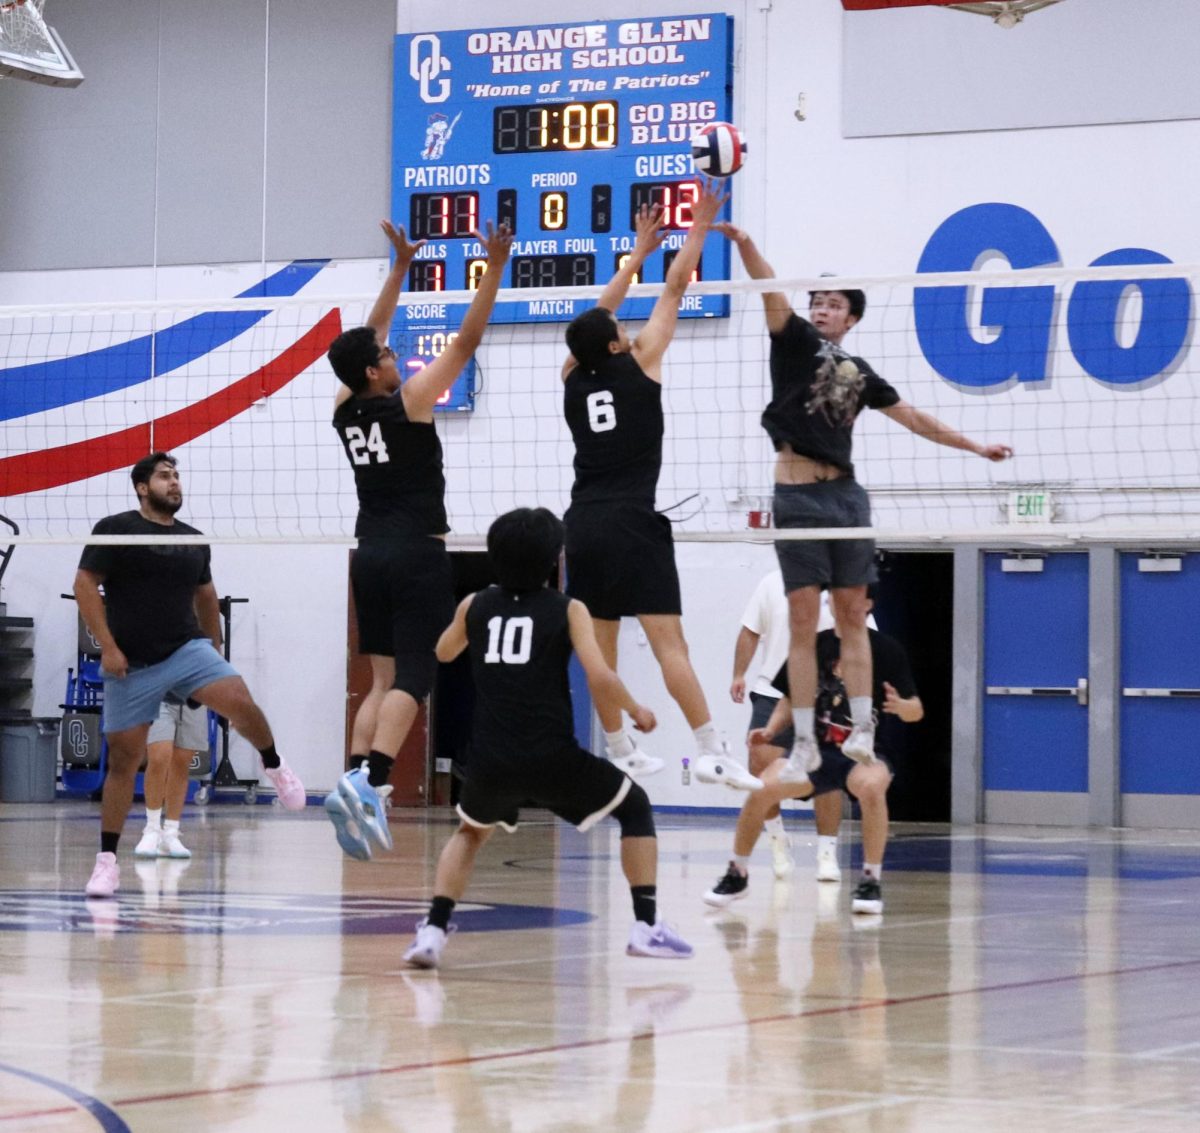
left=690, top=121, right=747, bottom=178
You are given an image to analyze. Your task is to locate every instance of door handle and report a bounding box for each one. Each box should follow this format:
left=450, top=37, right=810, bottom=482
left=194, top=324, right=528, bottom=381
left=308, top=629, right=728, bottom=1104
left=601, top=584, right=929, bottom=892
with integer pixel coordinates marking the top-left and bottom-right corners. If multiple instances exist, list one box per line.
left=1122, top=688, right=1200, bottom=698
left=986, top=679, right=1089, bottom=706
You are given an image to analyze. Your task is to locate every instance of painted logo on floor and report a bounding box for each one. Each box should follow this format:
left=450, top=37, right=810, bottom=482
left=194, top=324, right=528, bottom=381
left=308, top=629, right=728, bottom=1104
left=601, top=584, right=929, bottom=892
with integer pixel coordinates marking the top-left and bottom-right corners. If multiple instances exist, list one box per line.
left=0, top=889, right=594, bottom=936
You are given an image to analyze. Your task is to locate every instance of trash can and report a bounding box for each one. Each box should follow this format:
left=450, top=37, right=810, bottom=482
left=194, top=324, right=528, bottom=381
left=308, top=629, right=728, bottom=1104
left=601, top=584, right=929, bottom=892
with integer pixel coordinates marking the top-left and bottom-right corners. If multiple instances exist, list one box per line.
left=0, top=717, right=60, bottom=802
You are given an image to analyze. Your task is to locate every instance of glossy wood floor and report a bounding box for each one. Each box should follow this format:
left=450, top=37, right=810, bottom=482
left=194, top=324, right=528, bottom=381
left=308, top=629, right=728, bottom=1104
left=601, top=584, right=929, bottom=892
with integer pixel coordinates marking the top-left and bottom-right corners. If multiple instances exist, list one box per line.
left=1, top=802, right=1199, bottom=1132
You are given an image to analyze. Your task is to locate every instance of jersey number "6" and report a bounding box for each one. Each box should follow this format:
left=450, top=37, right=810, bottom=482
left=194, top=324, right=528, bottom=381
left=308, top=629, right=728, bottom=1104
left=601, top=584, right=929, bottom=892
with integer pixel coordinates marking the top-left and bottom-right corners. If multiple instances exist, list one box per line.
left=586, top=390, right=616, bottom=433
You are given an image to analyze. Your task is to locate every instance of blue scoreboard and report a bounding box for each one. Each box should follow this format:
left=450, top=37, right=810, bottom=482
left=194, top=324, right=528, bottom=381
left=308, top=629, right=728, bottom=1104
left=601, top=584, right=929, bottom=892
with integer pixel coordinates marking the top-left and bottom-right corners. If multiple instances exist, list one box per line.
left=391, top=13, right=735, bottom=410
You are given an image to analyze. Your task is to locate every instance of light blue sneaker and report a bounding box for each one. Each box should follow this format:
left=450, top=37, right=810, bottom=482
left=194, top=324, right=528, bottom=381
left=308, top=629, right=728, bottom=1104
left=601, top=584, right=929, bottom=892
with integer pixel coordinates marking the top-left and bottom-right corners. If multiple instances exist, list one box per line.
left=336, top=768, right=394, bottom=853
left=626, top=919, right=694, bottom=959
left=324, top=788, right=372, bottom=862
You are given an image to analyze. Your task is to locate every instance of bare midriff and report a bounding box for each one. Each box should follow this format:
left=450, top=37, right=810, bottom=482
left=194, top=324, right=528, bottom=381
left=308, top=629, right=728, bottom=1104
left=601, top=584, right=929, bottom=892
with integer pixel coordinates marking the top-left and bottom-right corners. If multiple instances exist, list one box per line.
left=774, top=444, right=846, bottom=485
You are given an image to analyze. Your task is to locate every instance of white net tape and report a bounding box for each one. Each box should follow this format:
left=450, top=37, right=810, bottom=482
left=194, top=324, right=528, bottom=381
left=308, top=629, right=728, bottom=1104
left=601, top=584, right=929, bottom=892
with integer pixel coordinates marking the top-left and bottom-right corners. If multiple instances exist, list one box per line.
left=2, top=263, right=1199, bottom=547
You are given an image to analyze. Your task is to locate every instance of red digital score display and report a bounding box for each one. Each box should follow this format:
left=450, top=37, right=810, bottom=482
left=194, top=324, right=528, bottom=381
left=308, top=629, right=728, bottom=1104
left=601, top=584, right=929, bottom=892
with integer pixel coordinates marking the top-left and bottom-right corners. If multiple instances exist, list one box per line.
left=409, top=192, right=480, bottom=240
left=629, top=181, right=699, bottom=231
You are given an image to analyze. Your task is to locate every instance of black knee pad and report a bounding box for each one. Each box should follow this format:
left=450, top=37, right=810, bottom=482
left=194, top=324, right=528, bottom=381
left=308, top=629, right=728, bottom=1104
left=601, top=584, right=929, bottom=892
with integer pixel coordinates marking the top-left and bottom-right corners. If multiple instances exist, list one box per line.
left=392, top=652, right=436, bottom=702
left=612, top=782, right=656, bottom=839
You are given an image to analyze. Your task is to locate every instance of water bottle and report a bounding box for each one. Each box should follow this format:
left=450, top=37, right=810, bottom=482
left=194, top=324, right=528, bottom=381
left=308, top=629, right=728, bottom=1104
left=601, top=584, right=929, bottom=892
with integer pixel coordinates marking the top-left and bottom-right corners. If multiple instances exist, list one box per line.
left=681, top=756, right=691, bottom=786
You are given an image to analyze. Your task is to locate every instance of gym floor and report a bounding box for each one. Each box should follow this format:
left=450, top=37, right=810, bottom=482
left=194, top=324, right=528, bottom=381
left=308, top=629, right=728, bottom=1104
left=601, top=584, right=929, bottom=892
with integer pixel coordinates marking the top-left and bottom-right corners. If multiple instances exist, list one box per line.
left=1, top=804, right=1198, bottom=1131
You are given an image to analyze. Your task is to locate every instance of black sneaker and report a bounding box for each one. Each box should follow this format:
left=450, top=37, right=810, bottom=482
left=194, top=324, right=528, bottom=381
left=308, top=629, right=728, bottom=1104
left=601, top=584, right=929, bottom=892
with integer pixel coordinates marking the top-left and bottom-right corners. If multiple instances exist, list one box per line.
left=851, top=876, right=883, bottom=915
left=703, top=863, right=749, bottom=907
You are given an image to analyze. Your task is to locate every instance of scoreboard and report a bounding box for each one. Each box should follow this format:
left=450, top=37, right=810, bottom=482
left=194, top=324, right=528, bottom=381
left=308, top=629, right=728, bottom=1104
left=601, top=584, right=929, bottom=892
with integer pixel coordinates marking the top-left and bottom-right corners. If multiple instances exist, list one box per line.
left=390, top=13, right=735, bottom=409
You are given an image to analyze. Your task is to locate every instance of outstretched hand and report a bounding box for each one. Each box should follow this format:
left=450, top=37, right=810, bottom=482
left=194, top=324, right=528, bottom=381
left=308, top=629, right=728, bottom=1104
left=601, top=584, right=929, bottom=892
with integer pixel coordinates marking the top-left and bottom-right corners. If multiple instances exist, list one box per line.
left=632, top=203, right=667, bottom=257
left=979, top=443, right=1014, bottom=461
left=472, top=220, right=514, bottom=265
left=689, top=176, right=731, bottom=228
left=380, top=220, right=425, bottom=263
left=713, top=220, right=748, bottom=244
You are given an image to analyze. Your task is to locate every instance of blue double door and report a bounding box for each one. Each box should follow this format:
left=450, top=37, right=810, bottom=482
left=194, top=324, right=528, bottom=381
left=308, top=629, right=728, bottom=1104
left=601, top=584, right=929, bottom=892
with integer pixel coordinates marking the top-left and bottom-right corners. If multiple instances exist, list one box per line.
left=982, top=551, right=1200, bottom=826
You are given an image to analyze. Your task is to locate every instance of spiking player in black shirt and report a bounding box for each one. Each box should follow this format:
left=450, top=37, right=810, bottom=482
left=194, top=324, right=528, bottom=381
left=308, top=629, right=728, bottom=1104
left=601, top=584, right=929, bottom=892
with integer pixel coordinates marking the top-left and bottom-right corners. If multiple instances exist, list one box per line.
left=403, top=507, right=693, bottom=968
left=323, top=218, right=512, bottom=861
left=560, top=177, right=761, bottom=794
left=718, top=222, right=1011, bottom=784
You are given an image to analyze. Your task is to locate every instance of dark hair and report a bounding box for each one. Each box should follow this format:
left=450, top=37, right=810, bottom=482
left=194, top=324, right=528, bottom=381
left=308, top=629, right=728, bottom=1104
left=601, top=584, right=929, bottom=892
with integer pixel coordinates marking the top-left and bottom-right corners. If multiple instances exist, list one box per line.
left=487, top=507, right=564, bottom=592
left=327, top=326, right=383, bottom=395
left=807, top=288, right=867, bottom=322
left=131, top=451, right=176, bottom=489
left=565, top=307, right=619, bottom=370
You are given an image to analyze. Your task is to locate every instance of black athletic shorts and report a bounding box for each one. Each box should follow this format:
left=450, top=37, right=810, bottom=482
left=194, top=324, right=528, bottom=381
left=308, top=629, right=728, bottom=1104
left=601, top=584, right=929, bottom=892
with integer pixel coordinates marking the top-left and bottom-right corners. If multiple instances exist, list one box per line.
left=563, top=500, right=682, bottom=620
left=773, top=479, right=876, bottom=593
left=456, top=743, right=632, bottom=833
left=807, top=744, right=892, bottom=800
left=350, top=536, right=455, bottom=659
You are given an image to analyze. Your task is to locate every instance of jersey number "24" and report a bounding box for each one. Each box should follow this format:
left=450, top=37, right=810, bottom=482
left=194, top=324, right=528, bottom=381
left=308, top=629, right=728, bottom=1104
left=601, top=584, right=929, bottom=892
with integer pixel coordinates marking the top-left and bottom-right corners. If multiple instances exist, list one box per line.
left=345, top=423, right=391, bottom=465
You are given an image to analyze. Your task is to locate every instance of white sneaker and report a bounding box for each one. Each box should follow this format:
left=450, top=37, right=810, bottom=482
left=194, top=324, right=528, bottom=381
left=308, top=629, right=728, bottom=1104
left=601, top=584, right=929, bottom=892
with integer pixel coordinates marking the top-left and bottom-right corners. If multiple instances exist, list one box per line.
left=134, top=827, right=161, bottom=858
left=841, top=724, right=877, bottom=765
left=609, top=743, right=665, bottom=779
left=158, top=828, right=192, bottom=859
left=779, top=736, right=821, bottom=784
left=404, top=919, right=450, bottom=969
left=694, top=744, right=763, bottom=791
left=85, top=852, right=119, bottom=898
left=769, top=831, right=794, bottom=879
left=816, top=844, right=842, bottom=883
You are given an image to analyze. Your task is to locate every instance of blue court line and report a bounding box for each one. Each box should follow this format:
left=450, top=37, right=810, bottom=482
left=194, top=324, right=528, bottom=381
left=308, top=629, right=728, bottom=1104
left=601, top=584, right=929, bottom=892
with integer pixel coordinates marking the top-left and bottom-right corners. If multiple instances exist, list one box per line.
left=0, top=259, right=329, bottom=422
left=0, top=1061, right=130, bottom=1131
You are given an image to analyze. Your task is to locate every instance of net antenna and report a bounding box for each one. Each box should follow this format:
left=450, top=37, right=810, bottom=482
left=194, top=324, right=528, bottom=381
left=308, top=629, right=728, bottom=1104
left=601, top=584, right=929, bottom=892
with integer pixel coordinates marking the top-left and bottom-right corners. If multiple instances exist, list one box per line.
left=947, top=1, right=1066, bottom=29
left=0, top=0, right=83, bottom=86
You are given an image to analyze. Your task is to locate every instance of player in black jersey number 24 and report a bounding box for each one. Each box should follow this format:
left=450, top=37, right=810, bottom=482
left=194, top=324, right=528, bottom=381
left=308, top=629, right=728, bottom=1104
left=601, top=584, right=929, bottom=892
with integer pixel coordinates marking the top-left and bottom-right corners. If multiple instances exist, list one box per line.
left=403, top=508, right=694, bottom=968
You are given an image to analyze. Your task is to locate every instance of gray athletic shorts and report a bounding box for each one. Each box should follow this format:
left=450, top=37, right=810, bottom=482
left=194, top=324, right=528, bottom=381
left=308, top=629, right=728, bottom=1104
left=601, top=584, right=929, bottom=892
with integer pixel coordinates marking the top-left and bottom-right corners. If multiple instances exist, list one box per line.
left=748, top=691, right=795, bottom=751
left=773, top=480, right=876, bottom=593
left=147, top=698, right=209, bottom=751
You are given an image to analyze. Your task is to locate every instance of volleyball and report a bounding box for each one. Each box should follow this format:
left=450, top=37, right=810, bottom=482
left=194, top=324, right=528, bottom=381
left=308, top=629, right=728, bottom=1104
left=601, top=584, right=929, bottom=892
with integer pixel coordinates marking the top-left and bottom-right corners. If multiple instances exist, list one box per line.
left=690, top=121, right=747, bottom=178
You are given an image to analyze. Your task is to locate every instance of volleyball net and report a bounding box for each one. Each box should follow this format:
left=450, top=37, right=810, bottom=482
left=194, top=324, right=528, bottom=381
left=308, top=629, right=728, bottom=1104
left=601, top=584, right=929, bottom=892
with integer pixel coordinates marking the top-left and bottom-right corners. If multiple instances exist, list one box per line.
left=2, top=261, right=1198, bottom=548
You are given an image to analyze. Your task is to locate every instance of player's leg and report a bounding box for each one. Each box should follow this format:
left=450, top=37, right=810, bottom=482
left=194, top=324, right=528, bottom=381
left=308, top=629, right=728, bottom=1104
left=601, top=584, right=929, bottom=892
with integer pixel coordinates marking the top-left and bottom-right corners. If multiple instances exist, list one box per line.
left=780, top=584, right=824, bottom=782
left=846, top=762, right=893, bottom=914
left=156, top=743, right=194, bottom=859
left=747, top=692, right=795, bottom=878
left=636, top=613, right=762, bottom=791
left=136, top=700, right=175, bottom=858
left=590, top=615, right=664, bottom=777
left=87, top=721, right=152, bottom=897
left=812, top=789, right=843, bottom=882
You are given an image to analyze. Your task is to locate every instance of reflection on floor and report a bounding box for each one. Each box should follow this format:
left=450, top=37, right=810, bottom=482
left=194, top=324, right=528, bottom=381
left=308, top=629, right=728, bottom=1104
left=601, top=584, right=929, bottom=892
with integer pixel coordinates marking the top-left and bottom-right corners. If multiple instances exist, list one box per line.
left=1, top=803, right=1199, bottom=1132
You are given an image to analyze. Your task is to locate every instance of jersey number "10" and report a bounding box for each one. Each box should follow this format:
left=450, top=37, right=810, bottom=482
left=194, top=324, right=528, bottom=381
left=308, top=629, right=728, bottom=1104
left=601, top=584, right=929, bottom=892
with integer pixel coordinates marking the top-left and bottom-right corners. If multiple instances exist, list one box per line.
left=586, top=390, right=616, bottom=432
left=345, top=422, right=391, bottom=465
left=484, top=615, right=533, bottom=664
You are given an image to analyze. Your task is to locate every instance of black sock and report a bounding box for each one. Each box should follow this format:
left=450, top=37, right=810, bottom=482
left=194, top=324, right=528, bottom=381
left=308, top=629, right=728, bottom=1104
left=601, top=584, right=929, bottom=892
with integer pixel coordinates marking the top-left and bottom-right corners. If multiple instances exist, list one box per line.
left=366, top=750, right=394, bottom=788
left=348, top=754, right=367, bottom=772
left=100, top=831, right=120, bottom=855
left=427, top=895, right=456, bottom=931
left=258, top=743, right=280, bottom=770
left=631, top=885, right=657, bottom=926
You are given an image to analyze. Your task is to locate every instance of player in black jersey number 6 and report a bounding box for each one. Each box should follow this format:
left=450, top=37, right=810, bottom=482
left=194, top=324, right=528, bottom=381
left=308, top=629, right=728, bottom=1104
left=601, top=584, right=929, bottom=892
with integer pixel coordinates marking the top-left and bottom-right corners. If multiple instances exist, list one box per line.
left=561, top=178, right=761, bottom=793
left=325, top=218, right=513, bottom=860
left=403, top=508, right=693, bottom=968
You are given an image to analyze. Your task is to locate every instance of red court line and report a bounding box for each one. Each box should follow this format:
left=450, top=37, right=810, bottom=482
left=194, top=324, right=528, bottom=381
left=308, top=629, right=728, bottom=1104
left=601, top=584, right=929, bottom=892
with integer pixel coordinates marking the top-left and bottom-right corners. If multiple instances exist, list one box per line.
left=0, top=952, right=1189, bottom=1121
left=0, top=310, right=341, bottom=496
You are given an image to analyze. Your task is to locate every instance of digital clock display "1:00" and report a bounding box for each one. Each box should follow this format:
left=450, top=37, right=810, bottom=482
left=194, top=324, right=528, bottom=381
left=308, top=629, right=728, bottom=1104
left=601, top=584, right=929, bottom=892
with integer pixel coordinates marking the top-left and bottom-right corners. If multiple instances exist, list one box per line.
left=493, top=101, right=618, bottom=154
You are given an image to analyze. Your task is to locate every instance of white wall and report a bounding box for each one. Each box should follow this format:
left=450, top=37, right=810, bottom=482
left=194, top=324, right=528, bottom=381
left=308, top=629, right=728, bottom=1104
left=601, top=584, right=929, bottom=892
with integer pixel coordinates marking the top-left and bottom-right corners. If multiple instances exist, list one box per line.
left=4, top=0, right=1200, bottom=800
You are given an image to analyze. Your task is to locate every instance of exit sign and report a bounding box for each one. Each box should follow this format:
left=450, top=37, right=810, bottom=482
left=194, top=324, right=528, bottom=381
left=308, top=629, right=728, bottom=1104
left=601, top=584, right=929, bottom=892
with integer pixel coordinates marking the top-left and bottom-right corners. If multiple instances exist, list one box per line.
left=1007, top=490, right=1054, bottom=523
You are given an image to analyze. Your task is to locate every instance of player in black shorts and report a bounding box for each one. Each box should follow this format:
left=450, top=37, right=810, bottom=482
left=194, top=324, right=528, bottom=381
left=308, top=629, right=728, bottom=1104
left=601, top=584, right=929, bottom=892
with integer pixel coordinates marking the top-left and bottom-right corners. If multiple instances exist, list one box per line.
left=704, top=614, right=923, bottom=915
left=403, top=507, right=693, bottom=968
left=560, top=178, right=760, bottom=793
left=324, top=217, right=513, bottom=860
left=717, top=223, right=1010, bottom=782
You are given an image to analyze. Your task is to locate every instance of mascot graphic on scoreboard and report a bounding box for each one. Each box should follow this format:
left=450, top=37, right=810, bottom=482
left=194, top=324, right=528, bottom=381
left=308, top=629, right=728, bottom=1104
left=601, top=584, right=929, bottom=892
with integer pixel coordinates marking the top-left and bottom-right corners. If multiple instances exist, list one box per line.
left=422, top=111, right=462, bottom=160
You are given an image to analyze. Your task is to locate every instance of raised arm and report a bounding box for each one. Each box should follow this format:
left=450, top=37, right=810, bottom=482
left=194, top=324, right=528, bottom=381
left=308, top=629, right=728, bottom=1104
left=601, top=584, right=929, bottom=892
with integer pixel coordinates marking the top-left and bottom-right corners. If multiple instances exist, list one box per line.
left=367, top=221, right=426, bottom=338
left=714, top=222, right=792, bottom=335
left=879, top=401, right=1014, bottom=461
left=435, top=594, right=475, bottom=663
left=632, top=177, right=729, bottom=379
left=596, top=204, right=666, bottom=314
left=567, top=600, right=656, bottom=733
left=402, top=222, right=514, bottom=421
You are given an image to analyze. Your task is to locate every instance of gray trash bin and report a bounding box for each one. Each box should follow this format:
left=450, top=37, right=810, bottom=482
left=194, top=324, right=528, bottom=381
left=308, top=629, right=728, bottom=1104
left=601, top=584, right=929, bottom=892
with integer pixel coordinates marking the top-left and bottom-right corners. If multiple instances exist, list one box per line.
left=0, top=718, right=60, bottom=802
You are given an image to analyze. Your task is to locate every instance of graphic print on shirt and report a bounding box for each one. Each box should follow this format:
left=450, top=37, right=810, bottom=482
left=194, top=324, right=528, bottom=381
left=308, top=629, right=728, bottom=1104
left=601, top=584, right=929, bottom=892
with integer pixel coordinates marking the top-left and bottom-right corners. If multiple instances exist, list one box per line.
left=806, top=341, right=865, bottom=427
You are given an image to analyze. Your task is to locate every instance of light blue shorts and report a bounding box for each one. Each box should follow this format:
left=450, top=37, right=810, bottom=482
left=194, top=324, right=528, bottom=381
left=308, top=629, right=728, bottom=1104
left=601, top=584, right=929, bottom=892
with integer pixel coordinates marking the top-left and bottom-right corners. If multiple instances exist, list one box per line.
left=103, top=638, right=237, bottom=735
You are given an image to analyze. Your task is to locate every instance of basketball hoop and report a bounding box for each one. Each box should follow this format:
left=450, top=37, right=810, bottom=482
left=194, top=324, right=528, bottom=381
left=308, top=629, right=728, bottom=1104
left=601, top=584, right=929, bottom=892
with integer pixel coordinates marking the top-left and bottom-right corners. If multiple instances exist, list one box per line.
left=0, top=0, right=84, bottom=86
left=842, top=0, right=1066, bottom=28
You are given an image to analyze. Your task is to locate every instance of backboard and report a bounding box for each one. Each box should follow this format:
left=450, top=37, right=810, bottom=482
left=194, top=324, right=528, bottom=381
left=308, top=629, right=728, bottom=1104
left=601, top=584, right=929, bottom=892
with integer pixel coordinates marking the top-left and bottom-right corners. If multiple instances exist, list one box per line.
left=0, top=0, right=83, bottom=87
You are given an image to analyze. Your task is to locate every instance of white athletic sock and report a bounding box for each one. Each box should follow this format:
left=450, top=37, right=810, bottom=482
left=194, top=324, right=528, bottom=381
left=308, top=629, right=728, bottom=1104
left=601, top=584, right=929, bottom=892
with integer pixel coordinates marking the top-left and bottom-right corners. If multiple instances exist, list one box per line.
left=693, top=722, right=721, bottom=754
left=791, top=708, right=815, bottom=741
left=163, top=819, right=180, bottom=836
left=850, top=697, right=874, bottom=728
left=764, top=815, right=785, bottom=838
left=605, top=729, right=634, bottom=758
left=145, top=807, right=163, bottom=830
left=863, top=862, right=883, bottom=880
left=732, top=854, right=751, bottom=874
left=817, top=834, right=838, bottom=855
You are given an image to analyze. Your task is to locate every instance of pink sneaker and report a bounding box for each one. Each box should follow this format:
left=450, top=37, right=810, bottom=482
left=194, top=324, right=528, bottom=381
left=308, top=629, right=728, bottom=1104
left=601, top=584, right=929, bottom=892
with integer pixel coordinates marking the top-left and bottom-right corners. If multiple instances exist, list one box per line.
left=85, top=851, right=120, bottom=898
left=262, top=759, right=306, bottom=810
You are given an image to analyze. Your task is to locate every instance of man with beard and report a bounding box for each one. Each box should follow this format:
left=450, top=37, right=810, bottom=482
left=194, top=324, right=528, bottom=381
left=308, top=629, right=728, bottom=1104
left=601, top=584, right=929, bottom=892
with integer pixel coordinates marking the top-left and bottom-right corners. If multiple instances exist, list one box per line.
left=717, top=224, right=1012, bottom=783
left=75, top=452, right=306, bottom=898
